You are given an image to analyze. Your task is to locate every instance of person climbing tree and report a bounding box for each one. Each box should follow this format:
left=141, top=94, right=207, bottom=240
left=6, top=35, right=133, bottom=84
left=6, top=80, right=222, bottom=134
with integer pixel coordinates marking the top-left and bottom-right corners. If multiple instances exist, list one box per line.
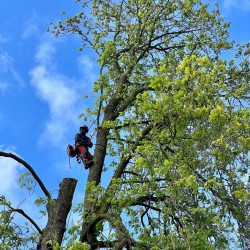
left=75, top=125, right=93, bottom=169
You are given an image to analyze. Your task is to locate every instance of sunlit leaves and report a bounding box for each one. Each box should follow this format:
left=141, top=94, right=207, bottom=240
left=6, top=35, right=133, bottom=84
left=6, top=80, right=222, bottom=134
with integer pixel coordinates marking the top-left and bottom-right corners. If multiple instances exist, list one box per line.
left=17, top=172, right=36, bottom=195
left=46, top=0, right=250, bottom=248
left=68, top=241, right=91, bottom=250
left=123, top=53, right=250, bottom=247
left=0, top=196, right=39, bottom=249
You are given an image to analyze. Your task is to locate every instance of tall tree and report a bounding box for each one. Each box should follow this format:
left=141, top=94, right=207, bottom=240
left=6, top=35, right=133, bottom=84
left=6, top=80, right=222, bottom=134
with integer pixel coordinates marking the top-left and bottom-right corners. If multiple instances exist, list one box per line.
left=1, top=0, right=250, bottom=249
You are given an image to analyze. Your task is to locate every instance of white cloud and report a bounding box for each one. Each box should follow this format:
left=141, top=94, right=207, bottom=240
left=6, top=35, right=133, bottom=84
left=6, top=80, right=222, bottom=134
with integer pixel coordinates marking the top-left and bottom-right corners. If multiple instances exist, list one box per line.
left=0, top=146, right=24, bottom=205
left=29, top=38, right=99, bottom=148
left=22, top=13, right=39, bottom=39
left=22, top=24, right=39, bottom=39
left=0, top=157, right=20, bottom=196
left=30, top=65, right=77, bottom=115
left=0, top=52, right=14, bottom=71
left=35, top=41, right=55, bottom=65
left=29, top=41, right=83, bottom=146
left=0, top=146, right=47, bottom=231
left=0, top=52, right=24, bottom=87
left=223, top=0, right=250, bottom=11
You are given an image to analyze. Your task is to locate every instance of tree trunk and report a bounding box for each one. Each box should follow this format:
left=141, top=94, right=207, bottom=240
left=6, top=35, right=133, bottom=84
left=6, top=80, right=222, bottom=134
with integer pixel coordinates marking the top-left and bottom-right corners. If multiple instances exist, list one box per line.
left=37, top=178, right=77, bottom=250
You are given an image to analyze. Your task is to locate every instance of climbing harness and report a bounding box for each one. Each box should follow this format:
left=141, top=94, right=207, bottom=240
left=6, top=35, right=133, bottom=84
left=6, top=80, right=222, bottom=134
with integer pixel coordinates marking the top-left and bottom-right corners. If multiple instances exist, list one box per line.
left=67, top=116, right=99, bottom=169
left=66, top=144, right=93, bottom=169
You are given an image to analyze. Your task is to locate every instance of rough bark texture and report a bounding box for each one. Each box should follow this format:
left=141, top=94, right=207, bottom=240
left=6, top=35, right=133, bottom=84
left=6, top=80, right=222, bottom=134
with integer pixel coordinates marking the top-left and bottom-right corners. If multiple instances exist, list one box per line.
left=37, top=178, right=77, bottom=250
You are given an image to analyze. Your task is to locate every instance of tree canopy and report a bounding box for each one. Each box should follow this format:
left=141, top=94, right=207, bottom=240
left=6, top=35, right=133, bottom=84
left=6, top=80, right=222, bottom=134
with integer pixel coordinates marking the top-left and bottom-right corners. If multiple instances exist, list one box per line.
left=1, top=0, right=250, bottom=249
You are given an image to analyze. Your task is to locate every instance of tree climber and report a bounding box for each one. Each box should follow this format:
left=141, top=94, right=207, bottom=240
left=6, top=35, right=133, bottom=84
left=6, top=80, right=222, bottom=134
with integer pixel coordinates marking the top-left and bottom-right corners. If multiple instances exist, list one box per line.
left=75, top=125, right=94, bottom=169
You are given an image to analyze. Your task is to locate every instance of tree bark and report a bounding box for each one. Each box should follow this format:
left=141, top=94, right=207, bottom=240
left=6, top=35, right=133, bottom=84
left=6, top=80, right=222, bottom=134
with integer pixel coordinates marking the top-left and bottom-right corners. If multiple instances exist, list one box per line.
left=37, top=178, right=77, bottom=250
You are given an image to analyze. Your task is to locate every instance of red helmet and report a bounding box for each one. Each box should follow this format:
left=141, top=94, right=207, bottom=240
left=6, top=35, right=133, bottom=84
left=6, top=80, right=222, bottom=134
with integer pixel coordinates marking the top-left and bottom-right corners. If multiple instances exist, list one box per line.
left=80, top=125, right=89, bottom=133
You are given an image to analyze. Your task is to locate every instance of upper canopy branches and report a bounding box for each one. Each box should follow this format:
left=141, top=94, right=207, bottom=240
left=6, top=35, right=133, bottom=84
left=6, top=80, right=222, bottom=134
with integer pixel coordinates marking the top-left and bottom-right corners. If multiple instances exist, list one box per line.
left=48, top=0, right=250, bottom=248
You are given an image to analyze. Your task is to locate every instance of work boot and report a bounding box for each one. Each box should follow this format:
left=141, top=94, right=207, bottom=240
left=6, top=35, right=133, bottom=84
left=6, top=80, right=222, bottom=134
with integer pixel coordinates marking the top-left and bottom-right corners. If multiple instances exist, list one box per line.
left=85, top=159, right=94, bottom=169
left=82, top=158, right=94, bottom=169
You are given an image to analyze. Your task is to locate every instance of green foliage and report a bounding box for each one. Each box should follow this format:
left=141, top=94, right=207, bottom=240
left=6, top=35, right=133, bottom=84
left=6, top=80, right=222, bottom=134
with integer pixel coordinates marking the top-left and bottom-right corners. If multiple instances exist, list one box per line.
left=3, top=0, right=250, bottom=249
left=47, top=240, right=61, bottom=250
left=0, top=196, right=39, bottom=250
left=17, top=172, right=36, bottom=195
left=68, top=241, right=90, bottom=250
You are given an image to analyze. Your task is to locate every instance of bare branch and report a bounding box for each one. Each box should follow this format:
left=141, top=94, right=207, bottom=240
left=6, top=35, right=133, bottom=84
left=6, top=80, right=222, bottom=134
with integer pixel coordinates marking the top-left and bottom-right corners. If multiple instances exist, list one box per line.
left=9, top=208, right=42, bottom=234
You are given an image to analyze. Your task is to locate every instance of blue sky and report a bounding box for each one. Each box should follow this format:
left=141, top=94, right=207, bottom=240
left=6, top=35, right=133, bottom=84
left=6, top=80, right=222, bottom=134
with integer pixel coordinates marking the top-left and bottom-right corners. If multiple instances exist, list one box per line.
left=0, top=0, right=250, bottom=242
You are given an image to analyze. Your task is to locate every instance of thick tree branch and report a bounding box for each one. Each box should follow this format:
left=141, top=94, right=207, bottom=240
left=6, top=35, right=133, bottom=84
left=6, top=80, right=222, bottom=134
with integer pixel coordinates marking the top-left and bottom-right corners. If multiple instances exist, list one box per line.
left=95, top=125, right=154, bottom=219
left=113, top=124, right=153, bottom=180
left=80, top=213, right=132, bottom=246
left=114, top=86, right=154, bottom=117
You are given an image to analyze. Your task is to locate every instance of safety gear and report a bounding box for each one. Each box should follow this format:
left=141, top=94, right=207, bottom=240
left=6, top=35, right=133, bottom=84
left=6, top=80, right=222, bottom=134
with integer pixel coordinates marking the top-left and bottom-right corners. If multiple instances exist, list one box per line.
left=67, top=144, right=77, bottom=157
left=80, top=125, right=89, bottom=133
left=75, top=133, right=93, bottom=148
left=66, top=125, right=94, bottom=170
left=83, top=159, right=94, bottom=169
